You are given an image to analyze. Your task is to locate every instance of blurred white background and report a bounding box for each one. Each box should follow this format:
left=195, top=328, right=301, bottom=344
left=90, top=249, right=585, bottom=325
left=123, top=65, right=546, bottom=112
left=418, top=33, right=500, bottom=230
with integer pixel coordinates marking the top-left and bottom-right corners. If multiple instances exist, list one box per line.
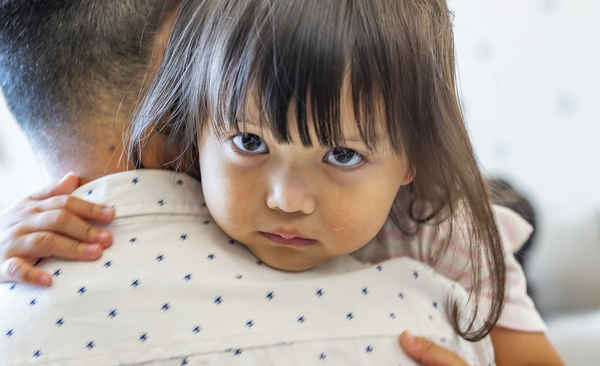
left=1, top=0, right=599, bottom=364
left=449, top=0, right=600, bottom=303
left=450, top=1, right=600, bottom=363
left=0, top=94, right=44, bottom=206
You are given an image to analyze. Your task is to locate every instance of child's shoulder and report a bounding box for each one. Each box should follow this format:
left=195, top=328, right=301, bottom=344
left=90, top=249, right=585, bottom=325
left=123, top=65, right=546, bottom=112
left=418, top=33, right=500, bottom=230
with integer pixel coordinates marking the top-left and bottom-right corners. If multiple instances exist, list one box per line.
left=353, top=203, right=533, bottom=264
left=492, top=205, right=534, bottom=252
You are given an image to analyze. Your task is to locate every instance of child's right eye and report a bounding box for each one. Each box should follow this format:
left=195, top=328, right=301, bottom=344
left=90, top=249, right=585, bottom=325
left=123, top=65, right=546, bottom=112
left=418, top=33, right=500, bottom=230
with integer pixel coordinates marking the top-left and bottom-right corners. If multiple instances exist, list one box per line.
left=230, top=133, right=269, bottom=154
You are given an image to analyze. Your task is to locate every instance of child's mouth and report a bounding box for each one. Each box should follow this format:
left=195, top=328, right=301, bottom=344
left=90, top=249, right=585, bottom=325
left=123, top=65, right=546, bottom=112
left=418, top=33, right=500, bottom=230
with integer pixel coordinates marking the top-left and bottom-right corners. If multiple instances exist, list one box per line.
left=260, top=231, right=317, bottom=247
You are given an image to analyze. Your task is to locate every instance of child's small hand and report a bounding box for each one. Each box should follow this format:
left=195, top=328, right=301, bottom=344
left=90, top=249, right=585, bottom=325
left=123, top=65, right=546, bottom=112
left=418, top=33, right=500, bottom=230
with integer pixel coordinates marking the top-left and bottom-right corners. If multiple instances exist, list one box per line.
left=0, top=173, right=115, bottom=287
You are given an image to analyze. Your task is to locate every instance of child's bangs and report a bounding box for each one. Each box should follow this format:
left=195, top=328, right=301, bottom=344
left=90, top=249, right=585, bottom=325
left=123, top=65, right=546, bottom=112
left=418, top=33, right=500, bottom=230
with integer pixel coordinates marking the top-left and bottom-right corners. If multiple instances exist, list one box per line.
left=204, top=0, right=425, bottom=154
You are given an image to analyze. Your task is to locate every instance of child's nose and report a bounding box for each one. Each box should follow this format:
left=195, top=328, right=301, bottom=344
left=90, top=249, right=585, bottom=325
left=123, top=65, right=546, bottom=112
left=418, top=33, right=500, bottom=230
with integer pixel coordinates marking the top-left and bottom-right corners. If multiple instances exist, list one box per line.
left=265, top=169, right=316, bottom=215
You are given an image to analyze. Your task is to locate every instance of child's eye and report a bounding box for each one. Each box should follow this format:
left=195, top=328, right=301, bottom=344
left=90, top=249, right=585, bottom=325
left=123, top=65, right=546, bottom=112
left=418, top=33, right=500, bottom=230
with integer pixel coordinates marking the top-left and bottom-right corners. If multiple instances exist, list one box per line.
left=323, top=147, right=364, bottom=168
left=231, top=133, right=269, bottom=154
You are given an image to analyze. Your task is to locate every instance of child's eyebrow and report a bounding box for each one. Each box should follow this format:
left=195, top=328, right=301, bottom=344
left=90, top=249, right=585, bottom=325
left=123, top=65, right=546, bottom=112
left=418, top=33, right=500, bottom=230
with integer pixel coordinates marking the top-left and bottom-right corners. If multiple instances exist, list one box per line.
left=237, top=119, right=367, bottom=145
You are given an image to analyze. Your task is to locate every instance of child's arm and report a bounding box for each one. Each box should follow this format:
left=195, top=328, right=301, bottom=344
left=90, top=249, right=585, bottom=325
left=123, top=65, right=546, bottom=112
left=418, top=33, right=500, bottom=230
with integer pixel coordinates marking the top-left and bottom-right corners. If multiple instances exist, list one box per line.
left=0, top=173, right=114, bottom=286
left=490, top=326, right=564, bottom=366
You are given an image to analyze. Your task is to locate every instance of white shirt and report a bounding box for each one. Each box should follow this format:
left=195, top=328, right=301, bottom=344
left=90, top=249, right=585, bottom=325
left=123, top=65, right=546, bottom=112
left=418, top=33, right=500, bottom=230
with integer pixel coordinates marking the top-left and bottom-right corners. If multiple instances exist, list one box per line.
left=0, top=170, right=494, bottom=365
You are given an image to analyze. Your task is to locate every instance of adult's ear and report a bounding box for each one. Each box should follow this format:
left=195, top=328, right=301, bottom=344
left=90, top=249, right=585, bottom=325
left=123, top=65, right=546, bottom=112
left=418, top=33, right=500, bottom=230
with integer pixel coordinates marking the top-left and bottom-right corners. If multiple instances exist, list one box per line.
left=139, top=120, right=200, bottom=178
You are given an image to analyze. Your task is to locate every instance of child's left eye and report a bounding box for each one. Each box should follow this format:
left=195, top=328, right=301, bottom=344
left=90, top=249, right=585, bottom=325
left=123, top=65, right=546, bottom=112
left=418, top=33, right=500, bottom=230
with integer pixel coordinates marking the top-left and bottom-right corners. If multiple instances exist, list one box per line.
left=323, top=148, right=364, bottom=168
left=231, top=133, right=269, bottom=154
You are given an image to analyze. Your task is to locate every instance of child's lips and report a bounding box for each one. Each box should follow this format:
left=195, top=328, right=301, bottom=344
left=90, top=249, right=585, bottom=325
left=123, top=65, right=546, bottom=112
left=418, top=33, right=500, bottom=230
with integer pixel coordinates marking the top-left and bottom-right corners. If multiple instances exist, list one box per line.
left=260, top=231, right=317, bottom=246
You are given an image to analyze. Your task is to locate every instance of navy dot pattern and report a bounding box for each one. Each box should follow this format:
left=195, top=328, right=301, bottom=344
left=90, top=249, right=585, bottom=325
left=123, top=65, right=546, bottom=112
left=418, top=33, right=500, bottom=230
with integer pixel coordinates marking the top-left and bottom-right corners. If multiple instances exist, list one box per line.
left=0, top=170, right=495, bottom=365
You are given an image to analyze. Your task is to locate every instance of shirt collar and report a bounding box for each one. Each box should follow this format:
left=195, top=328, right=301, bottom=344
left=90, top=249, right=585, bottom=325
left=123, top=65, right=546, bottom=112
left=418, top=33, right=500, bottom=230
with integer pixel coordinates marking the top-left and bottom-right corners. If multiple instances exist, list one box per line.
left=71, top=169, right=208, bottom=218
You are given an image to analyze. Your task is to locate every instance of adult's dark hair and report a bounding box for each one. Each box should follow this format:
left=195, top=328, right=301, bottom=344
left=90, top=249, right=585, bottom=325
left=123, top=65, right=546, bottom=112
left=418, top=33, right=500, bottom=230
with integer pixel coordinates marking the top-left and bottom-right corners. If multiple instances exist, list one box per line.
left=132, top=0, right=506, bottom=341
left=0, top=0, right=172, bottom=143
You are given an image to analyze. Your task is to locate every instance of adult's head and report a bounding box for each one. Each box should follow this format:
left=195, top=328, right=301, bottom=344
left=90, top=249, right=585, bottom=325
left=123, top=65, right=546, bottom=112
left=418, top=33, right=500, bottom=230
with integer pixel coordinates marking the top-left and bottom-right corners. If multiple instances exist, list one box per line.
left=0, top=0, right=174, bottom=181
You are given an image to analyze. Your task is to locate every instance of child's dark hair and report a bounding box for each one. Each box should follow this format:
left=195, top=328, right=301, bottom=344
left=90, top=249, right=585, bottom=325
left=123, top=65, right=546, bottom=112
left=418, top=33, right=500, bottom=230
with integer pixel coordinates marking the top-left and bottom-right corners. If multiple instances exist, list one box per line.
left=131, top=0, right=506, bottom=341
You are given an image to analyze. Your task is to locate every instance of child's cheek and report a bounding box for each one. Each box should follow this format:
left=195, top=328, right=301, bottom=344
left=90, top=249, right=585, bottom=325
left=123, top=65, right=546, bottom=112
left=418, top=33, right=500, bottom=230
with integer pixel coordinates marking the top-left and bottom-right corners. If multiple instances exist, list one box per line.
left=322, top=175, right=400, bottom=256
left=322, top=198, right=386, bottom=256
left=207, top=163, right=261, bottom=232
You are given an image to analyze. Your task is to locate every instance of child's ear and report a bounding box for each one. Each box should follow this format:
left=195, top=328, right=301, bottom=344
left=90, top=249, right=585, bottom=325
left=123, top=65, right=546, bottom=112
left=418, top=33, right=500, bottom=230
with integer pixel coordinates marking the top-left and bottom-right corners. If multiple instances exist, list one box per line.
left=401, top=168, right=415, bottom=186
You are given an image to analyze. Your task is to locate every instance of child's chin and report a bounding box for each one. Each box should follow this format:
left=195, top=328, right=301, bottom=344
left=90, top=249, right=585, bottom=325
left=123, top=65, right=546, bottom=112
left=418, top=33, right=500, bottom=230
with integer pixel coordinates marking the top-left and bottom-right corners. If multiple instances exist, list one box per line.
left=272, top=263, right=319, bottom=272
left=255, top=253, right=324, bottom=272
left=241, top=242, right=327, bottom=272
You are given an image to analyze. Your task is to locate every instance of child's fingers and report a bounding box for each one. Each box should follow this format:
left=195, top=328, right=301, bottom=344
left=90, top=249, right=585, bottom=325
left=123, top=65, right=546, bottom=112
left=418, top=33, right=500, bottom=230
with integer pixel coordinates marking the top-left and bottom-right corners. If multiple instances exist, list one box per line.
left=11, top=232, right=104, bottom=261
left=29, top=172, right=80, bottom=200
left=0, top=257, right=52, bottom=287
left=34, top=195, right=115, bottom=224
left=22, top=209, right=113, bottom=248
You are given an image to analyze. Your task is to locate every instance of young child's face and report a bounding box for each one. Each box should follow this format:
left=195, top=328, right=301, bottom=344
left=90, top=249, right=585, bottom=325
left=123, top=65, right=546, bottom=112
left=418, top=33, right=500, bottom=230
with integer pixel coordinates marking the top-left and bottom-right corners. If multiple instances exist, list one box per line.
left=198, top=96, right=412, bottom=271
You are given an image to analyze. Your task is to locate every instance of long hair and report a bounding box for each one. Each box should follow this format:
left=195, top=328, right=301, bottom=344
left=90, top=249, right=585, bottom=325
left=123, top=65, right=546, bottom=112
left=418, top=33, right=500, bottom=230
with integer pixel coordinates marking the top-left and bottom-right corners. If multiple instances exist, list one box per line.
left=130, top=0, right=505, bottom=341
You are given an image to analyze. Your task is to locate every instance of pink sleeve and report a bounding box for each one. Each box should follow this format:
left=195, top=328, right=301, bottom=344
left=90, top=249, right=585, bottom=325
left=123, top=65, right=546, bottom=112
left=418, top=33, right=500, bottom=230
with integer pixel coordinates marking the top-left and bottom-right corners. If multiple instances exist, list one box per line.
left=490, top=205, right=546, bottom=331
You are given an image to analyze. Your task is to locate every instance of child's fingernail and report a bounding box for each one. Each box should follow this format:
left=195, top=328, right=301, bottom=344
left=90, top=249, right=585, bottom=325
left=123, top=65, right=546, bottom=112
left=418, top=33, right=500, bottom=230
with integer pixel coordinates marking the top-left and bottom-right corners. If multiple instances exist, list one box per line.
left=101, top=207, right=115, bottom=218
left=38, top=274, right=52, bottom=286
left=59, top=173, right=72, bottom=183
left=85, top=244, right=101, bottom=257
left=96, top=231, right=111, bottom=245
left=404, top=331, right=417, bottom=346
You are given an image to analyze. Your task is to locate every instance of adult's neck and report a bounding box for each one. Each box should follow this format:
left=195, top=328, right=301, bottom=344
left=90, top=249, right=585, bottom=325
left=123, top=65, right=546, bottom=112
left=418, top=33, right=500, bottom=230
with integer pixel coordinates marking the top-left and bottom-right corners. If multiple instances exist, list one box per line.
left=32, top=125, right=133, bottom=185
left=32, top=118, right=171, bottom=185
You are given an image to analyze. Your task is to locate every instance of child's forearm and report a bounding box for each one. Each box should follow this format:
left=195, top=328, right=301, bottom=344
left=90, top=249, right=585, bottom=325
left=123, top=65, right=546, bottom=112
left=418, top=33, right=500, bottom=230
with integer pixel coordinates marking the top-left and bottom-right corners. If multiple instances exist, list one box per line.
left=490, top=326, right=565, bottom=366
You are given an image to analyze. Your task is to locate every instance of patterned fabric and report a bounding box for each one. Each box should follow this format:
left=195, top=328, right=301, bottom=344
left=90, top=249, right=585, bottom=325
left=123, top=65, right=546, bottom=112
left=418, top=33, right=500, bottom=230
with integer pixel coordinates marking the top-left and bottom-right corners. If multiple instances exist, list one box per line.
left=353, top=204, right=546, bottom=332
left=0, top=170, right=494, bottom=365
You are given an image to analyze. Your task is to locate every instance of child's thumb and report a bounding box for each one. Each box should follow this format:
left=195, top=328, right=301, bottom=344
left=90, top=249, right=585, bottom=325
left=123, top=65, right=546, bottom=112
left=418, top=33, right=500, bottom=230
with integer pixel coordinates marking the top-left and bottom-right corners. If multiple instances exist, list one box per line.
left=399, top=331, right=468, bottom=366
left=30, top=172, right=81, bottom=200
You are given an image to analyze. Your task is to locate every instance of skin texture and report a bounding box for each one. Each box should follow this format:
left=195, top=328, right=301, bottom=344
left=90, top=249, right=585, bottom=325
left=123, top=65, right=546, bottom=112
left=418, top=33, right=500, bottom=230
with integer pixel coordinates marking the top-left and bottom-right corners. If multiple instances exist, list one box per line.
left=489, top=327, right=565, bottom=366
left=198, top=96, right=412, bottom=271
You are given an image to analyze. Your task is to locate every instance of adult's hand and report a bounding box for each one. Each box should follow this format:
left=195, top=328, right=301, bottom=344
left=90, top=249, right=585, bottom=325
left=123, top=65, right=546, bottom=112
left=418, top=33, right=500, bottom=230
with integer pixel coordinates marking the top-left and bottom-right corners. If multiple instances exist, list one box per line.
left=400, top=331, right=469, bottom=366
